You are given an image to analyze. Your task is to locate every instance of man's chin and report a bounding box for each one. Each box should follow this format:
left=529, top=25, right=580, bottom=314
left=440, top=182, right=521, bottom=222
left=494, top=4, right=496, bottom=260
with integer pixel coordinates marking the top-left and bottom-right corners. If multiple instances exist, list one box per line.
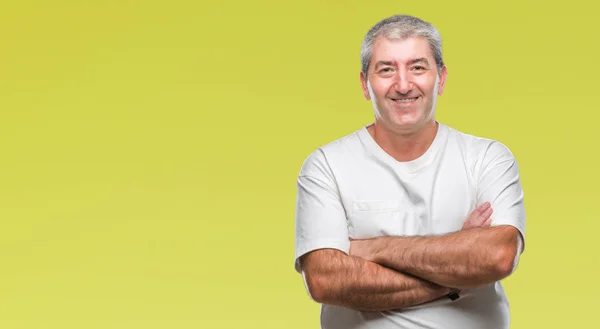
left=391, top=117, right=426, bottom=129
left=379, top=116, right=434, bottom=134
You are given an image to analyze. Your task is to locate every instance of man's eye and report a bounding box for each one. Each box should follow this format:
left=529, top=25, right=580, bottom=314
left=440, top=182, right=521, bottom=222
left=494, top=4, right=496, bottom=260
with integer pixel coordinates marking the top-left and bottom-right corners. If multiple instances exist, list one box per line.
left=379, top=68, right=394, bottom=73
left=412, top=66, right=425, bottom=71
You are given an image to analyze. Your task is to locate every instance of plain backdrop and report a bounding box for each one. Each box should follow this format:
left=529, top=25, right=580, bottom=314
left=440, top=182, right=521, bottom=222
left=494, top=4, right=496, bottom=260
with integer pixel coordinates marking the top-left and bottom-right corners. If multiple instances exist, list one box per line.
left=0, top=1, right=598, bottom=328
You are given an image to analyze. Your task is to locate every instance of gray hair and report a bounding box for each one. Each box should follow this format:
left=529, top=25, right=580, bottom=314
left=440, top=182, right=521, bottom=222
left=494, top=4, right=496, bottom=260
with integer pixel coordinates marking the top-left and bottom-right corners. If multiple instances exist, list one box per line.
left=360, top=15, right=444, bottom=79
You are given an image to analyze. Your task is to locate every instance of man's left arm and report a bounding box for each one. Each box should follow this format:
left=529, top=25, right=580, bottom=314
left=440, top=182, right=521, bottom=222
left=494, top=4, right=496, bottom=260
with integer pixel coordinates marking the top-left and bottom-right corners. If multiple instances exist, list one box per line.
left=350, top=142, right=526, bottom=289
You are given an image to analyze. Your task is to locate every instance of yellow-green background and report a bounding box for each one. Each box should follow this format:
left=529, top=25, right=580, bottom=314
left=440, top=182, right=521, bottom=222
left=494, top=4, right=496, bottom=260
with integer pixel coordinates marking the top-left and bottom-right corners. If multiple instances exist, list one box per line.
left=0, top=0, right=597, bottom=328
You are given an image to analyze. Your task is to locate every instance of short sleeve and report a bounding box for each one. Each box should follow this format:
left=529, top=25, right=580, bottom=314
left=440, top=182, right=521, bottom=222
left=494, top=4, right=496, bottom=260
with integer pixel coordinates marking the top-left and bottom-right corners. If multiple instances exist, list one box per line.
left=476, top=142, right=526, bottom=251
left=294, top=149, right=350, bottom=273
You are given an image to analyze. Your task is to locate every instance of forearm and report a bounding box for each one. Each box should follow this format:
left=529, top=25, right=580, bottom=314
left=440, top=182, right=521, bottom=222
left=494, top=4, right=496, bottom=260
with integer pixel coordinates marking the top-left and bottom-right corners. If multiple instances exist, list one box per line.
left=366, top=226, right=519, bottom=289
left=301, top=249, right=451, bottom=312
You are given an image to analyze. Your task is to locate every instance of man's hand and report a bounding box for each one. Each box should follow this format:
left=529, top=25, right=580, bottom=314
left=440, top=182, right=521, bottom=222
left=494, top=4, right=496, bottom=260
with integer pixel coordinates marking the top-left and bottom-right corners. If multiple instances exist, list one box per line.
left=348, top=201, right=517, bottom=289
left=462, top=202, right=493, bottom=230
left=349, top=238, right=376, bottom=262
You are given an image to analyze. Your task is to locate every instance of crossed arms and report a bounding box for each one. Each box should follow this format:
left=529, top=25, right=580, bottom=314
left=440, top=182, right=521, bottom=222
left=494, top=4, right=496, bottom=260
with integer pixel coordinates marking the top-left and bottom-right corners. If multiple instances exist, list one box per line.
left=299, top=203, right=523, bottom=312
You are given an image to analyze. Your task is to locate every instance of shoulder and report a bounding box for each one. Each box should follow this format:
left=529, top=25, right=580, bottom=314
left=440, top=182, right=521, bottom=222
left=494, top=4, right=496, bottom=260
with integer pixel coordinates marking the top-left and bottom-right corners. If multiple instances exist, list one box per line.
left=444, top=124, right=517, bottom=165
left=298, top=127, right=365, bottom=177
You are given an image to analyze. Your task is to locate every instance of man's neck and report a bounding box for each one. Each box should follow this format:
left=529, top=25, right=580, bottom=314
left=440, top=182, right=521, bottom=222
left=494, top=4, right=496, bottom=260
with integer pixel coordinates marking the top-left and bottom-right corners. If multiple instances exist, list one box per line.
left=367, top=120, right=439, bottom=162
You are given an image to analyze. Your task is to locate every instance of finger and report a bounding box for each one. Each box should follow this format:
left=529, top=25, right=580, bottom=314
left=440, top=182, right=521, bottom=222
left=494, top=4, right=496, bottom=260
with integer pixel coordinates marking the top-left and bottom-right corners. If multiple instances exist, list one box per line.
left=482, top=207, right=493, bottom=219
left=469, top=204, right=492, bottom=223
left=482, top=216, right=493, bottom=227
left=470, top=202, right=490, bottom=217
left=474, top=213, right=491, bottom=227
left=478, top=202, right=491, bottom=212
left=463, top=203, right=493, bottom=229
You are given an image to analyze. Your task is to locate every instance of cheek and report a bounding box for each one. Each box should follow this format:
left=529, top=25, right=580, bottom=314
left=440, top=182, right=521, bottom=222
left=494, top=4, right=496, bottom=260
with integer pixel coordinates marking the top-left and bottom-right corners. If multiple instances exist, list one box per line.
left=415, top=78, right=438, bottom=95
left=415, top=82, right=433, bottom=94
left=374, top=89, right=388, bottom=100
left=368, top=80, right=391, bottom=97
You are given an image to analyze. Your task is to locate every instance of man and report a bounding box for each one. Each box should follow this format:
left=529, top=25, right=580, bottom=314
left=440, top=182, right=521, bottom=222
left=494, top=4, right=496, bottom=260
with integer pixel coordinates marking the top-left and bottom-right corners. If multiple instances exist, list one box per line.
left=294, top=15, right=525, bottom=329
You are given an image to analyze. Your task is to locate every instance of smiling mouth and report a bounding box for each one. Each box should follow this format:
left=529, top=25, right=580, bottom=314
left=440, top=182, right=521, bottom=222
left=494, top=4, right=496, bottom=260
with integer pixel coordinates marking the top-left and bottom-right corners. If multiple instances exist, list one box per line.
left=391, top=97, right=419, bottom=103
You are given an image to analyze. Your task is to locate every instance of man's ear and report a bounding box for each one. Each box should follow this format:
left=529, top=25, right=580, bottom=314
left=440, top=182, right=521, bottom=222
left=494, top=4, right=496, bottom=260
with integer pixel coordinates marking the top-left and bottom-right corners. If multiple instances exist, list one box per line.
left=360, top=71, right=371, bottom=100
left=437, top=65, right=448, bottom=96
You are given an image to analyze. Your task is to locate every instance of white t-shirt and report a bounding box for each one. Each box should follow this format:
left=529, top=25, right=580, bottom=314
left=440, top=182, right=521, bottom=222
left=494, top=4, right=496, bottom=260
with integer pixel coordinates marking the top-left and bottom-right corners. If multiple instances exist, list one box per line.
left=294, top=122, right=526, bottom=329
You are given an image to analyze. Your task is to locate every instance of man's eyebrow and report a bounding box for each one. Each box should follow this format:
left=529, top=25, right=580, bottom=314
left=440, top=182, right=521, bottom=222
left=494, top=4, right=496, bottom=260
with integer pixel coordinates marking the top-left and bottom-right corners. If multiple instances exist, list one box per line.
left=373, top=61, right=395, bottom=69
left=373, top=58, right=431, bottom=70
left=409, top=58, right=430, bottom=66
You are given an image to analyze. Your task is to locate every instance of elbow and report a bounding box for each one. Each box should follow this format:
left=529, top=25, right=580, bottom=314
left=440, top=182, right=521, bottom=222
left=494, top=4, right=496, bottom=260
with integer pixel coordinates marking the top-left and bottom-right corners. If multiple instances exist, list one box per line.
left=304, top=272, right=330, bottom=303
left=490, top=226, right=523, bottom=279
left=493, top=247, right=517, bottom=279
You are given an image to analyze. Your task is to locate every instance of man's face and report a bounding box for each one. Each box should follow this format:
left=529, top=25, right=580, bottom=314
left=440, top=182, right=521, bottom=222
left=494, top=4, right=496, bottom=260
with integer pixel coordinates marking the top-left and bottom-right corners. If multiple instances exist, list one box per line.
left=360, top=36, right=447, bottom=134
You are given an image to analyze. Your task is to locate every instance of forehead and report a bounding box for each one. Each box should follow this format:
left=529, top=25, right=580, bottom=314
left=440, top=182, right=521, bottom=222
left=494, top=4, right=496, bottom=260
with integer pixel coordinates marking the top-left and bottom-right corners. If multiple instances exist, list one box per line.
left=371, top=36, right=434, bottom=64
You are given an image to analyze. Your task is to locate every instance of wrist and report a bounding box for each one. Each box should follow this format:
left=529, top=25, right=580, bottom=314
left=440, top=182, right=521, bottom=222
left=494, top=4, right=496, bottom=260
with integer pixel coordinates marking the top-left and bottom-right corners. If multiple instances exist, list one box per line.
left=369, top=237, right=387, bottom=264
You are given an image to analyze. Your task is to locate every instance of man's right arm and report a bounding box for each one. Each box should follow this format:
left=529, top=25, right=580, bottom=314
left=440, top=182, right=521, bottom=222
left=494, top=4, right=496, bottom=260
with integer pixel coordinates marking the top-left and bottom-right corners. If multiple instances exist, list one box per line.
left=299, top=248, right=452, bottom=312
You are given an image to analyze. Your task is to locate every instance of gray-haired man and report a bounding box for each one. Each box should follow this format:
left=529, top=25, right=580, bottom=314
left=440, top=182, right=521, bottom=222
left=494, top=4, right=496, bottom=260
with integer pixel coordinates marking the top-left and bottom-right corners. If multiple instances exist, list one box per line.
left=294, top=14, right=525, bottom=329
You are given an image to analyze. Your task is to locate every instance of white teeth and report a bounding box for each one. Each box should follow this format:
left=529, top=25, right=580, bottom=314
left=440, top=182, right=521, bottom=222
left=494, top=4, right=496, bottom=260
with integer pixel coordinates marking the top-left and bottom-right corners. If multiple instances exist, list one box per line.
left=394, top=97, right=418, bottom=103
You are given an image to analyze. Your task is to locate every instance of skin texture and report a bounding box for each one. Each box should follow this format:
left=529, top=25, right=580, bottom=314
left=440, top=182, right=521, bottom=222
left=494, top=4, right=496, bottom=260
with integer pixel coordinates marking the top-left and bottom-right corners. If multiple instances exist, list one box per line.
left=349, top=204, right=521, bottom=289
left=300, top=203, right=494, bottom=311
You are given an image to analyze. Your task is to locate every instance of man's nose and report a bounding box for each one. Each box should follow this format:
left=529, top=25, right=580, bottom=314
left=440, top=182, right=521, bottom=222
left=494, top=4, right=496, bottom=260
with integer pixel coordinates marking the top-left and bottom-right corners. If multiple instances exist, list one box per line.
left=393, top=70, right=413, bottom=95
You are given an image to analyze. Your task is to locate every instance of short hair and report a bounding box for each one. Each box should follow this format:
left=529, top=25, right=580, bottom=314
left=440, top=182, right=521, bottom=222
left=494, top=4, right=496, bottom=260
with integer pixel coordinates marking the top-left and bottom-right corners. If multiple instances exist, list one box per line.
left=360, top=15, right=444, bottom=78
